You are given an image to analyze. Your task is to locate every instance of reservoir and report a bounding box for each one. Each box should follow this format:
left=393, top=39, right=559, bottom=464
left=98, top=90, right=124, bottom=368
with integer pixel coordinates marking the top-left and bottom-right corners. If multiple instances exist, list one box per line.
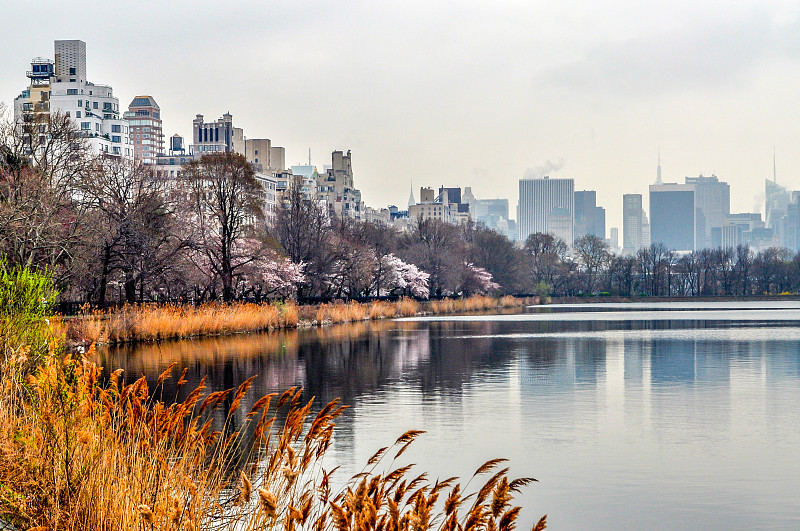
left=97, top=301, right=800, bottom=529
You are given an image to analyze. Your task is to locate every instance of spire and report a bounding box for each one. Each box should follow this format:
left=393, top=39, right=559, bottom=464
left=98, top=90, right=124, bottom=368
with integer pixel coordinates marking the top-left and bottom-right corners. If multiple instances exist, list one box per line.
left=655, top=148, right=662, bottom=185
left=408, top=179, right=416, bottom=208
left=773, top=146, right=777, bottom=183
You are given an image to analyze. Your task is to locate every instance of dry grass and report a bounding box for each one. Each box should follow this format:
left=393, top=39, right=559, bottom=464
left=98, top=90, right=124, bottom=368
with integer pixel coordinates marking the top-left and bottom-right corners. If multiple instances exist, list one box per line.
left=0, top=349, right=545, bottom=530
left=426, top=295, right=521, bottom=315
left=68, top=296, right=525, bottom=346
left=397, top=297, right=420, bottom=317
left=68, top=302, right=301, bottom=344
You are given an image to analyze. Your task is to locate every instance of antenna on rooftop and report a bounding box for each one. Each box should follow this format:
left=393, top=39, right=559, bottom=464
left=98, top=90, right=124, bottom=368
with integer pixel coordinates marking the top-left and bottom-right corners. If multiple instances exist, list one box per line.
left=308, top=148, right=311, bottom=166
left=773, top=146, right=777, bottom=183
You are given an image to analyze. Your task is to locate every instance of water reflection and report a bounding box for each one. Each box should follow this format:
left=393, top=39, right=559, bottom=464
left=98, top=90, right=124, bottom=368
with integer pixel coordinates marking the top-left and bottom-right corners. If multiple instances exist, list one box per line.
left=97, top=307, right=800, bottom=530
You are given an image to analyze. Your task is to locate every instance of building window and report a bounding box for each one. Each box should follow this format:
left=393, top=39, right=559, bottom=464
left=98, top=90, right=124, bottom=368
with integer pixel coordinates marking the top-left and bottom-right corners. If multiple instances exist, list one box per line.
left=112, top=125, right=121, bottom=133
left=77, top=100, right=82, bottom=107
left=67, top=89, right=78, bottom=95
left=81, top=122, right=90, bottom=130
left=69, top=67, right=76, bottom=75
left=112, top=135, right=121, bottom=143
left=113, top=146, right=120, bottom=154
left=255, top=149, right=259, bottom=155
left=96, top=123, right=100, bottom=131
left=76, top=111, right=81, bottom=118
left=93, top=102, right=98, bottom=109
left=65, top=111, right=70, bottom=117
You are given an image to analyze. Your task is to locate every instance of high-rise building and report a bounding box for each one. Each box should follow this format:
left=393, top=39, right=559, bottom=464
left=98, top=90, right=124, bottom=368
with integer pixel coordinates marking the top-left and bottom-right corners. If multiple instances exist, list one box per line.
left=609, top=227, right=619, bottom=251
left=316, top=150, right=363, bottom=218
left=518, top=177, right=574, bottom=244
left=574, top=190, right=605, bottom=240
left=124, top=96, right=163, bottom=164
left=14, top=39, right=132, bottom=159
left=408, top=186, right=470, bottom=224
left=622, top=194, right=643, bottom=254
left=192, top=113, right=234, bottom=154
left=766, top=179, right=790, bottom=231
left=685, top=174, right=730, bottom=249
left=650, top=184, right=695, bottom=251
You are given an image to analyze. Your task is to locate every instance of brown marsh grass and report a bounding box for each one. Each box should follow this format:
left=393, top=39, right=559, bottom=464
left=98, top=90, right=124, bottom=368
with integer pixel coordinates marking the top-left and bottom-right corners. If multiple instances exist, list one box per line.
left=0, top=347, right=546, bottom=530
left=68, top=296, right=528, bottom=346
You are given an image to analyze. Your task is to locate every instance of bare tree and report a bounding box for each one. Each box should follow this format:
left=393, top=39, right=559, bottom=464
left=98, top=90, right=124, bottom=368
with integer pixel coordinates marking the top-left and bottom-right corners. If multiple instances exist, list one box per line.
left=573, top=234, right=610, bottom=294
left=0, top=109, right=93, bottom=284
left=77, top=158, right=189, bottom=304
left=182, top=153, right=266, bottom=301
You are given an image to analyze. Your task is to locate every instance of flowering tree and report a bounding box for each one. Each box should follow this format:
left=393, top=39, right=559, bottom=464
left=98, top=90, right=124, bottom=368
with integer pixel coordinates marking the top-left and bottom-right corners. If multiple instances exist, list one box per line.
left=247, top=254, right=305, bottom=299
left=231, top=238, right=305, bottom=299
left=379, top=253, right=430, bottom=299
left=459, top=262, right=501, bottom=295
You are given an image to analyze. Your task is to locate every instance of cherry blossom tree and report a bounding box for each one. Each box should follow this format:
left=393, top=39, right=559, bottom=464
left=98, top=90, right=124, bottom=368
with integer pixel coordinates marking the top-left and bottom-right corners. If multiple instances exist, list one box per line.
left=459, top=262, right=500, bottom=295
left=379, top=253, right=430, bottom=299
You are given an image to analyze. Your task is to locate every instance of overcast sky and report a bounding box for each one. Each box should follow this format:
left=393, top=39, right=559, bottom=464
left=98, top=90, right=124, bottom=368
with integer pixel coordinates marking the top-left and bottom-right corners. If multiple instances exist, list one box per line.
left=3, top=0, right=800, bottom=232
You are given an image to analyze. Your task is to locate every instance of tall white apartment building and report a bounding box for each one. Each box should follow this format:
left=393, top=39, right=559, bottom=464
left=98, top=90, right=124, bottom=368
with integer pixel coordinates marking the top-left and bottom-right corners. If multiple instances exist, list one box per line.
left=14, top=40, right=132, bottom=159
left=518, top=177, right=574, bottom=245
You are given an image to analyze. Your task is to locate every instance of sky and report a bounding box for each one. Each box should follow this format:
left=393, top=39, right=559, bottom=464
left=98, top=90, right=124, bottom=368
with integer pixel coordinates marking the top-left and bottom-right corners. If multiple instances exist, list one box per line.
left=2, top=0, right=800, bottom=232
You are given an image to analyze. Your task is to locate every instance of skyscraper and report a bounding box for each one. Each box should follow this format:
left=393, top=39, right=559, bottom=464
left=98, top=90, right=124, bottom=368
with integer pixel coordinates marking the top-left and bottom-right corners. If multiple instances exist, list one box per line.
left=14, top=39, right=132, bottom=159
left=124, top=96, right=163, bottom=164
left=518, top=177, right=574, bottom=244
left=650, top=184, right=695, bottom=251
left=622, top=194, right=643, bottom=254
left=574, top=190, right=605, bottom=240
left=684, top=174, right=730, bottom=249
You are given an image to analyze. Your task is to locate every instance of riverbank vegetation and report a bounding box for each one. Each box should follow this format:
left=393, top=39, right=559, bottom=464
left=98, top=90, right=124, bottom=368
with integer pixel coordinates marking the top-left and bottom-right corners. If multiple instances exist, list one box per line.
left=0, top=261, right=545, bottom=530
left=67, top=295, right=528, bottom=345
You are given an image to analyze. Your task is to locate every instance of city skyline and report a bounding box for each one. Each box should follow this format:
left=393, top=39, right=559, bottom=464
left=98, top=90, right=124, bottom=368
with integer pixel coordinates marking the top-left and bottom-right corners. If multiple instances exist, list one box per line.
left=2, top=1, right=800, bottom=232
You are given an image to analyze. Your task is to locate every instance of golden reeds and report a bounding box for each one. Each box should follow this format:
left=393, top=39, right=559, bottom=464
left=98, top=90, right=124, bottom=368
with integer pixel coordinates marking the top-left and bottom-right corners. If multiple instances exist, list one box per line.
left=0, top=348, right=543, bottom=530
left=67, top=296, right=524, bottom=345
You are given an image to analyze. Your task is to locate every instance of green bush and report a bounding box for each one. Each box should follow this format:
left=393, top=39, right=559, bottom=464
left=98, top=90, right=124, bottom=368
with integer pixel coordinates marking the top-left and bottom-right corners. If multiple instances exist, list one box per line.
left=0, top=259, right=59, bottom=373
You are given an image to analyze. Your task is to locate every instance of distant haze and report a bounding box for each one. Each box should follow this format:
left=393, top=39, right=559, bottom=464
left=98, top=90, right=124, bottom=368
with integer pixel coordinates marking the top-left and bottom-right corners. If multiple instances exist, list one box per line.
left=2, top=0, right=799, bottom=232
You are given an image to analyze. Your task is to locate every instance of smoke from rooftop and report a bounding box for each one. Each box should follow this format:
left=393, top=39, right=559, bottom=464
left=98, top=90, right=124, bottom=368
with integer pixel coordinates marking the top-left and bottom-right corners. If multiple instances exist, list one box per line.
left=524, top=158, right=565, bottom=179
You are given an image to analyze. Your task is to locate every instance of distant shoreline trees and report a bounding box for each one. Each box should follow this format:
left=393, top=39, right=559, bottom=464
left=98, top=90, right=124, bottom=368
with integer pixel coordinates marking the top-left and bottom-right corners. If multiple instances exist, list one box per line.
left=4, top=109, right=800, bottom=305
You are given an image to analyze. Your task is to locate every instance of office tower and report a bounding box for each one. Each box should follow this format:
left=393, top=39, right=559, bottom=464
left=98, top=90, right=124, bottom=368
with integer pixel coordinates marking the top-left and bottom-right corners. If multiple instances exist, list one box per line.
left=473, top=198, right=510, bottom=230
left=14, top=39, right=131, bottom=159
left=609, top=227, right=619, bottom=250
left=518, top=177, right=574, bottom=244
left=650, top=183, right=695, bottom=251
left=766, top=179, right=790, bottom=231
left=685, top=174, right=730, bottom=249
left=574, top=190, right=605, bottom=239
left=124, top=96, right=163, bottom=164
left=192, top=113, right=234, bottom=154
left=622, top=194, right=643, bottom=254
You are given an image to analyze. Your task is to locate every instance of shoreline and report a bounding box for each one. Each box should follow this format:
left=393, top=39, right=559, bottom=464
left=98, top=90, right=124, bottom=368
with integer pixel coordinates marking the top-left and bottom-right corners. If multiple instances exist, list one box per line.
left=547, top=294, right=800, bottom=304
left=64, top=295, right=535, bottom=346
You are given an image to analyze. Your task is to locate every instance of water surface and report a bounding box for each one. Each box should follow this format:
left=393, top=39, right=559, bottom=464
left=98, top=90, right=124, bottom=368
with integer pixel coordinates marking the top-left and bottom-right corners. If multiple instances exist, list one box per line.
left=97, top=301, right=800, bottom=530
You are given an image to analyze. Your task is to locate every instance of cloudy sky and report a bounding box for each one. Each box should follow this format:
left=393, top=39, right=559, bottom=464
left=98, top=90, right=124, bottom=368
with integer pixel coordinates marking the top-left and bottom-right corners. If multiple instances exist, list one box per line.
left=2, top=0, right=800, bottom=231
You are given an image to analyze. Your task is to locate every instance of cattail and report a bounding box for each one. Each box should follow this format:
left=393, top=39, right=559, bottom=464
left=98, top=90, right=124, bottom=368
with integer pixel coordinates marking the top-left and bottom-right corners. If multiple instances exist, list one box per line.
left=137, top=504, right=155, bottom=524
left=258, top=487, right=277, bottom=518
left=238, top=470, right=252, bottom=505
